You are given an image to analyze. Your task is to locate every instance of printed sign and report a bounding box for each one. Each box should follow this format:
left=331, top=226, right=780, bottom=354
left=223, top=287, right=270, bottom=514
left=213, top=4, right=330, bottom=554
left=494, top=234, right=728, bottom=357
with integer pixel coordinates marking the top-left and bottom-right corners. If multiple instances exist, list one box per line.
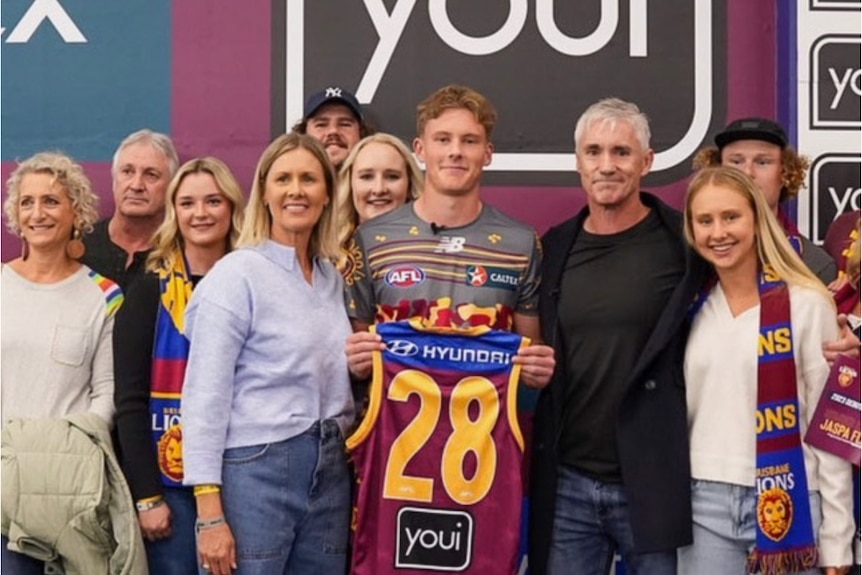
left=808, top=153, right=862, bottom=243
left=810, top=34, right=861, bottom=129
left=272, top=0, right=728, bottom=185
left=1, top=0, right=171, bottom=161
left=804, top=354, right=861, bottom=467
left=809, top=0, right=862, bottom=10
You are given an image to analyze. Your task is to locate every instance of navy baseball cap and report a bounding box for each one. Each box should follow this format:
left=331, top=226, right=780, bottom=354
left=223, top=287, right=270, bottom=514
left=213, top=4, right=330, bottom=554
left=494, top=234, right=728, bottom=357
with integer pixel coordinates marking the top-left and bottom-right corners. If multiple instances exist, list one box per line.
left=303, top=87, right=363, bottom=121
left=714, top=117, right=788, bottom=150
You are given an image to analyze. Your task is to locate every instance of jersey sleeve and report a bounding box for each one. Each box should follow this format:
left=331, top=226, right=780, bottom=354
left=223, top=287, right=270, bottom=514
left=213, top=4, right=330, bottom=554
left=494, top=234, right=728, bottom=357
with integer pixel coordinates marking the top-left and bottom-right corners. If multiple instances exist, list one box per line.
left=516, top=231, right=542, bottom=315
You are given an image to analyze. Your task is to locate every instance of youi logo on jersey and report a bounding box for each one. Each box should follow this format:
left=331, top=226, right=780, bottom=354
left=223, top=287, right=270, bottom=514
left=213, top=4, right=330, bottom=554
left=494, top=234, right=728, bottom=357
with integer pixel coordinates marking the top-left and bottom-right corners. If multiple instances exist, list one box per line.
left=396, top=508, right=474, bottom=571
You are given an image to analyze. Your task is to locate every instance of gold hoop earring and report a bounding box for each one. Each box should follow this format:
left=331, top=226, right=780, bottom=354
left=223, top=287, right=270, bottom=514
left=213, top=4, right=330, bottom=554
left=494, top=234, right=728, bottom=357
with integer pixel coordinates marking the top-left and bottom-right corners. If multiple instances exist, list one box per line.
left=66, top=228, right=86, bottom=260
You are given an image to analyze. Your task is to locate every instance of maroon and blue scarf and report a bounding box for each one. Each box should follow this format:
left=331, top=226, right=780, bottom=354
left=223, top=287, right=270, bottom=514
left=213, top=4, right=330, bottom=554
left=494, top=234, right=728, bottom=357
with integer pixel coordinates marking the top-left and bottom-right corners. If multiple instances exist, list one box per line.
left=690, top=268, right=818, bottom=574
left=747, top=268, right=818, bottom=574
left=150, top=251, right=193, bottom=487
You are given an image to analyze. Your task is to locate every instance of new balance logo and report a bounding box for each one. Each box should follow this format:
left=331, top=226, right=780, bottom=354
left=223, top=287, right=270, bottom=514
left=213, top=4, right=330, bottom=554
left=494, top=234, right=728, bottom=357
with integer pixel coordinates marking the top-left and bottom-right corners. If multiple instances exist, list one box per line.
left=434, top=236, right=466, bottom=253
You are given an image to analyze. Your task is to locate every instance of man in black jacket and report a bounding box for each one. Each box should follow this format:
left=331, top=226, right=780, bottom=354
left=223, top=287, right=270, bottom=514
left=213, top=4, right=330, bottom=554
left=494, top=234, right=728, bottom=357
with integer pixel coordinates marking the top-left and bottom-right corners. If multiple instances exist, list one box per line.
left=528, top=98, right=709, bottom=575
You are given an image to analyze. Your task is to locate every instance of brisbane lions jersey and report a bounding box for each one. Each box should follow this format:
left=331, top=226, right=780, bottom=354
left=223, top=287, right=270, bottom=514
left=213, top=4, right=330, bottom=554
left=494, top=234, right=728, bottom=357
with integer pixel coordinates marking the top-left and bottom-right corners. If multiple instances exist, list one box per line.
left=347, top=320, right=528, bottom=574
left=344, top=203, right=541, bottom=331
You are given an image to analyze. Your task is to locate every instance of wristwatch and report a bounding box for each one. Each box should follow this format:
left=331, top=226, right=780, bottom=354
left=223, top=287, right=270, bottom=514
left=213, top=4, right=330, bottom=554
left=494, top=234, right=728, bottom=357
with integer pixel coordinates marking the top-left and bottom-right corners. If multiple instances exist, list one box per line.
left=135, top=498, right=166, bottom=512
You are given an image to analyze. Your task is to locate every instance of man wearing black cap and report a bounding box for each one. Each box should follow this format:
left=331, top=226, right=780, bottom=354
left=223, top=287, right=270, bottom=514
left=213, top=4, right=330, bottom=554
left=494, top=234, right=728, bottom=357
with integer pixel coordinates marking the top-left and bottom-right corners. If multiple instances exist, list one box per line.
left=693, top=117, right=837, bottom=284
left=291, top=86, right=374, bottom=169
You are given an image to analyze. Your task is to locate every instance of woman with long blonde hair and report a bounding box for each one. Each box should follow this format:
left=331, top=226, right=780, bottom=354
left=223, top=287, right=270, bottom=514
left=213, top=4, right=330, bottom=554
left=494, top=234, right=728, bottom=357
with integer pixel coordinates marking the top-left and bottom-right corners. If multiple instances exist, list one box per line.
left=182, top=133, right=355, bottom=575
left=334, top=132, right=423, bottom=273
left=679, top=166, right=853, bottom=575
left=113, top=156, right=245, bottom=574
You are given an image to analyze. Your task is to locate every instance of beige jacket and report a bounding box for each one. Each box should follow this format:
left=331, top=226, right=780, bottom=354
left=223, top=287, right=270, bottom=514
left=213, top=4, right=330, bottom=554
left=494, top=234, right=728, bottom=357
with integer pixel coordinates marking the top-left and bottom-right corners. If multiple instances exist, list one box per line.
left=1, top=413, right=147, bottom=575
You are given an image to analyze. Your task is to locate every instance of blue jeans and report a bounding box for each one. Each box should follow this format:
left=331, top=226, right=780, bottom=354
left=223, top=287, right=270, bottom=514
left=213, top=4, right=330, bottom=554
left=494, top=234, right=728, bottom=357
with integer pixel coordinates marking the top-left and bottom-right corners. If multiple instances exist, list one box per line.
left=146, top=486, right=198, bottom=574
left=215, top=420, right=350, bottom=575
left=677, top=480, right=822, bottom=575
left=1, top=535, right=45, bottom=575
left=548, top=465, right=676, bottom=575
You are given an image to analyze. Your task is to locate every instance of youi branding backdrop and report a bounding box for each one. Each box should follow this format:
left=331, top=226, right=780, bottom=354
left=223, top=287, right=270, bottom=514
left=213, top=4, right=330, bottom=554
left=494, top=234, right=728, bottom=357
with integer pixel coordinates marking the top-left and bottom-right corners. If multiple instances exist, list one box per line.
left=5, top=1, right=853, bottom=261
left=273, top=0, right=725, bottom=186
left=2, top=1, right=859, bottom=574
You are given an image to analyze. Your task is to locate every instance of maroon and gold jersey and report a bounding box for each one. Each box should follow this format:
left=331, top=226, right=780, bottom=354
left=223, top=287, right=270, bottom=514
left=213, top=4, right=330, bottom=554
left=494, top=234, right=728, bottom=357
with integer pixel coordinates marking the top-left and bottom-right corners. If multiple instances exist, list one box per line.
left=344, top=203, right=541, bottom=331
left=347, top=320, right=527, bottom=574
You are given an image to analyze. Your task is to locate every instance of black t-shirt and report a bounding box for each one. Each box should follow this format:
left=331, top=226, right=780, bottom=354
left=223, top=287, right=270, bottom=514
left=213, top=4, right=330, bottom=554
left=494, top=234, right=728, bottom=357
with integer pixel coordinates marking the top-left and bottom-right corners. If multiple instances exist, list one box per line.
left=82, top=218, right=149, bottom=291
left=557, top=210, right=684, bottom=481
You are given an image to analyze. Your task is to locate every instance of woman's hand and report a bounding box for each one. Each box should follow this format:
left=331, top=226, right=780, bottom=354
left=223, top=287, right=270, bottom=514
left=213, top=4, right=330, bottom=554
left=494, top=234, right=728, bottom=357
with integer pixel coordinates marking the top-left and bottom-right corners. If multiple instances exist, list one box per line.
left=345, top=330, right=384, bottom=380
left=138, top=502, right=172, bottom=541
left=196, top=491, right=237, bottom=574
left=197, top=522, right=237, bottom=575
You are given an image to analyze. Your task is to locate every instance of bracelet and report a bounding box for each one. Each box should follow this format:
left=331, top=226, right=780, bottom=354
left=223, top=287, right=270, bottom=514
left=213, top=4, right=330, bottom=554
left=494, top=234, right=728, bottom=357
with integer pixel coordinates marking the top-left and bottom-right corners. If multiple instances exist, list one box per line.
left=194, top=484, right=221, bottom=497
left=135, top=497, right=166, bottom=512
left=195, top=516, right=226, bottom=532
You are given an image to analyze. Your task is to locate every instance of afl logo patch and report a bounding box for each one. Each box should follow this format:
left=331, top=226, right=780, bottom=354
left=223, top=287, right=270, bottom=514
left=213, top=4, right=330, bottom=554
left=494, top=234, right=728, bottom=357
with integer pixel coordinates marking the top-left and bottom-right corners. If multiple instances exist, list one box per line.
left=385, top=266, right=426, bottom=288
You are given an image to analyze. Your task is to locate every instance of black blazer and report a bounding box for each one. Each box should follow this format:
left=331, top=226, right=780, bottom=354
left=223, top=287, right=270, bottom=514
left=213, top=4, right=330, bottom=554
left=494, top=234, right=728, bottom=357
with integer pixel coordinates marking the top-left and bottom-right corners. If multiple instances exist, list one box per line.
left=528, top=193, right=710, bottom=574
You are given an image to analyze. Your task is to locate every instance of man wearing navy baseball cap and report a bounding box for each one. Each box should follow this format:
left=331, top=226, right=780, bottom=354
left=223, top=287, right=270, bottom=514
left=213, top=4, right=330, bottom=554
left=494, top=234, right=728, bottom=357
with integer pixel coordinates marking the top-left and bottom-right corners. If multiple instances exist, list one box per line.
left=291, top=86, right=374, bottom=168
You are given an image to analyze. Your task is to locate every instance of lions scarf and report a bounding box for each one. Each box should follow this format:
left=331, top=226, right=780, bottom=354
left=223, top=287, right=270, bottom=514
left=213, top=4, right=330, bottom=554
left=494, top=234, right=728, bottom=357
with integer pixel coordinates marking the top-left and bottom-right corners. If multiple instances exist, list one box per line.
left=748, top=268, right=818, bottom=574
left=150, top=251, right=193, bottom=488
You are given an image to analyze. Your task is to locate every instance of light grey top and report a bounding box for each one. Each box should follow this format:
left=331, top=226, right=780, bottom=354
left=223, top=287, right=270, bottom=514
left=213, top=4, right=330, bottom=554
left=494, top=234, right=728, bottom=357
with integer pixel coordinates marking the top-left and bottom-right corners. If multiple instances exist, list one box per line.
left=1, top=265, right=117, bottom=424
left=181, top=241, right=355, bottom=485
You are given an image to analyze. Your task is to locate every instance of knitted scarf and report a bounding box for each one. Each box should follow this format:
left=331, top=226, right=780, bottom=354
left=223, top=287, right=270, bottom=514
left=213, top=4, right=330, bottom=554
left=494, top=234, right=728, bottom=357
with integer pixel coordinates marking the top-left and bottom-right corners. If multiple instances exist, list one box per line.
left=747, top=268, right=818, bottom=574
left=777, top=211, right=804, bottom=257
left=150, top=251, right=193, bottom=487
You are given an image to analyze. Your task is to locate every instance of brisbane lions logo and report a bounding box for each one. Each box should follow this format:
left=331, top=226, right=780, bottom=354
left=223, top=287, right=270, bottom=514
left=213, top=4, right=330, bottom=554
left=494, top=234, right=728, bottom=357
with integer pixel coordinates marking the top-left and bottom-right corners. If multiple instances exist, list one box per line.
left=837, top=364, right=857, bottom=388
left=158, top=424, right=184, bottom=482
left=757, top=487, right=793, bottom=541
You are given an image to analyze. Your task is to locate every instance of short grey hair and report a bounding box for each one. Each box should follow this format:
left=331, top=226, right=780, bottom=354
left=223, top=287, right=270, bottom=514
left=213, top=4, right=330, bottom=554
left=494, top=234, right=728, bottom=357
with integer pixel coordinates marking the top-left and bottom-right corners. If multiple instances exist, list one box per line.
left=111, top=129, right=179, bottom=178
left=574, top=98, right=651, bottom=151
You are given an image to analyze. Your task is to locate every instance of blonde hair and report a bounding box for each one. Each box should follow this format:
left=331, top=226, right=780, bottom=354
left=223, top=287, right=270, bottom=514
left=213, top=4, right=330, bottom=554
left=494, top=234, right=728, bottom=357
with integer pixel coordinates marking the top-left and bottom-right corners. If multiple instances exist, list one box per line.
left=147, top=157, right=246, bottom=272
left=691, top=145, right=810, bottom=203
left=416, top=84, right=497, bottom=139
left=685, top=166, right=832, bottom=302
left=4, top=151, right=99, bottom=236
left=334, top=133, right=423, bottom=256
left=239, top=133, right=340, bottom=260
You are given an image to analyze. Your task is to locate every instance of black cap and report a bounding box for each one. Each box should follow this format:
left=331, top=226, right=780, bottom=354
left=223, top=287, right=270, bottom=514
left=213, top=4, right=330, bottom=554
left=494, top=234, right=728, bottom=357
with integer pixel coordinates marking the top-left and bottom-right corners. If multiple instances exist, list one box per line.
left=303, top=87, right=363, bottom=121
left=714, top=117, right=788, bottom=150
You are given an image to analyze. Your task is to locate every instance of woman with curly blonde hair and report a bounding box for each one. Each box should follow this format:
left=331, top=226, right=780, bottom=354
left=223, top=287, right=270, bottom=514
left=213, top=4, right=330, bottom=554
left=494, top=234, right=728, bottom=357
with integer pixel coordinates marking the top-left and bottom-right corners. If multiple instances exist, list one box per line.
left=2, top=151, right=123, bottom=574
left=113, top=156, right=245, bottom=574
left=693, top=117, right=836, bottom=284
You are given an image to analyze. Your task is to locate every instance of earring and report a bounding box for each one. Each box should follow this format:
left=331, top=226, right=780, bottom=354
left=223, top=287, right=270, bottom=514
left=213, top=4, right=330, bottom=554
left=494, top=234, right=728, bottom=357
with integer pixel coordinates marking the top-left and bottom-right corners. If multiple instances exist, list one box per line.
left=66, top=228, right=86, bottom=260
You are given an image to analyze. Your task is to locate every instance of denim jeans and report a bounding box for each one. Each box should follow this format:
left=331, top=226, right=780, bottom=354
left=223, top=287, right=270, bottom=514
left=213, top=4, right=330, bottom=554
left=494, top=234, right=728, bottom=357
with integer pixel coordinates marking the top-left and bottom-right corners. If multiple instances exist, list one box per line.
left=1, top=535, right=45, bottom=575
left=677, top=480, right=822, bottom=575
left=548, top=465, right=676, bottom=575
left=146, top=486, right=198, bottom=575
left=214, top=419, right=350, bottom=575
